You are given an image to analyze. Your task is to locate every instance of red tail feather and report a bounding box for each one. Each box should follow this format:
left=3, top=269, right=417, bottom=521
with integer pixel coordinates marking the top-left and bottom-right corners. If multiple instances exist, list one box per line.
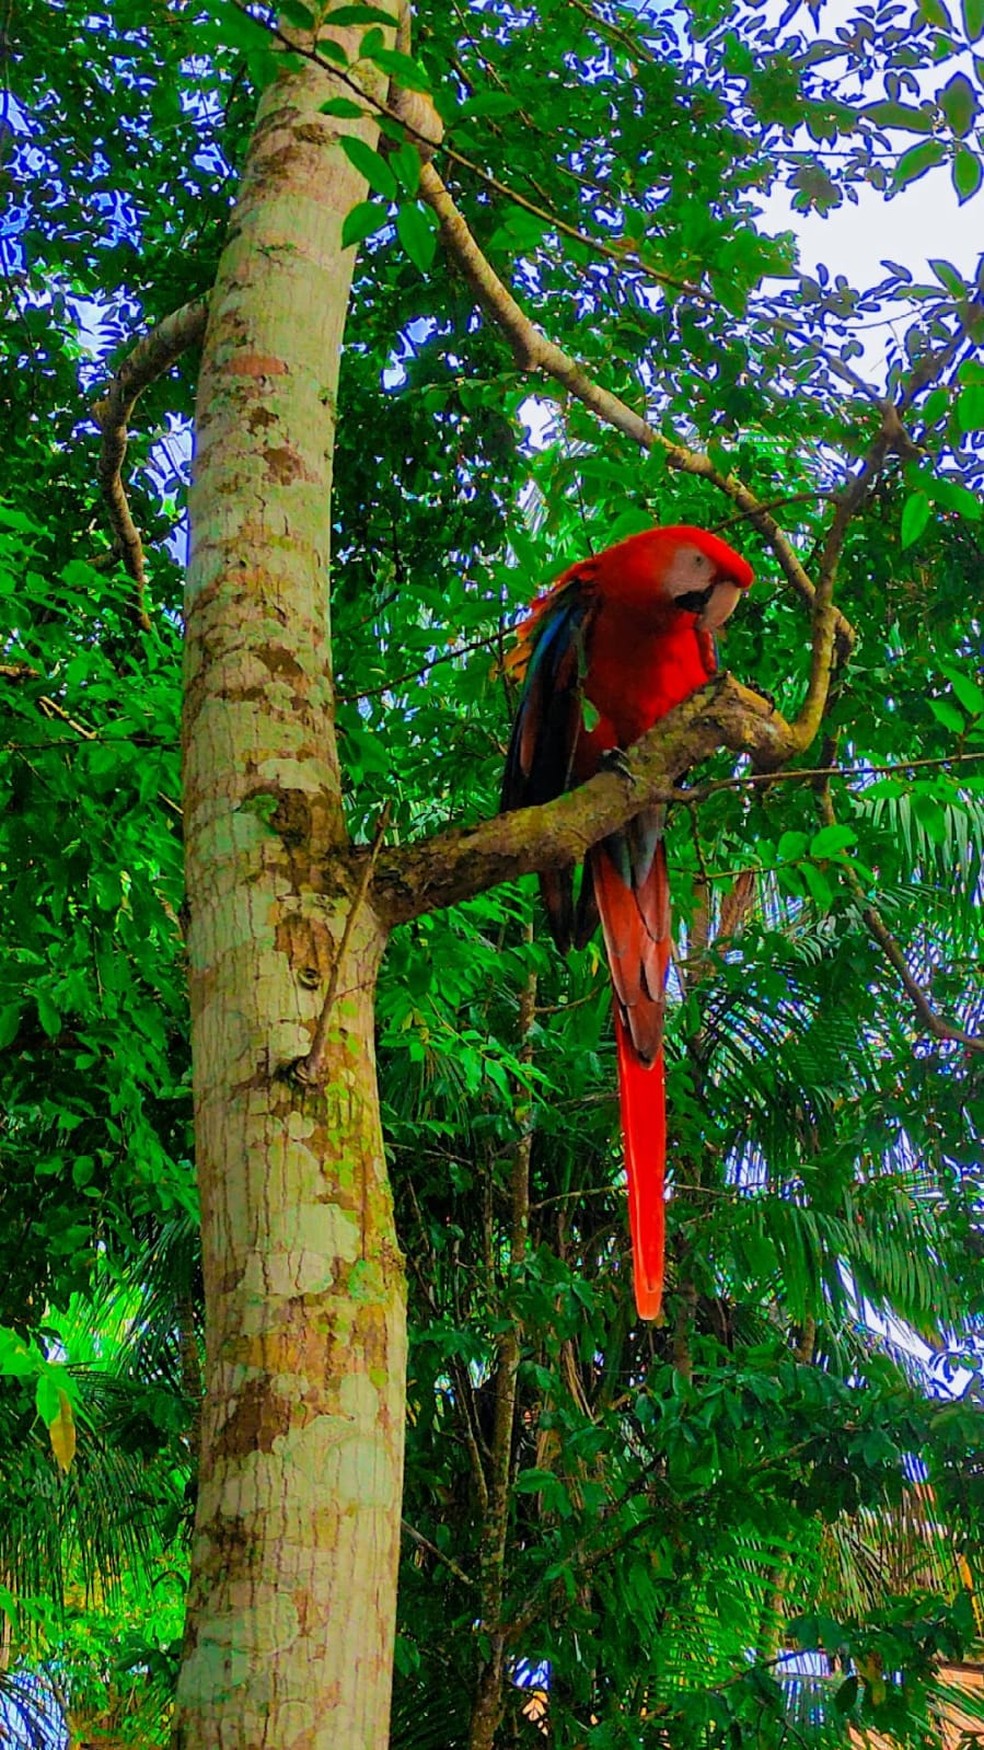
left=615, top=1009, right=666, bottom=1320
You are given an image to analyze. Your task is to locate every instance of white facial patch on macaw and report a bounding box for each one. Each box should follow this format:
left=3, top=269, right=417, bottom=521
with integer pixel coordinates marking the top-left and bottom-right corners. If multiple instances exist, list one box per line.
left=662, top=546, right=744, bottom=632
left=662, top=544, right=713, bottom=596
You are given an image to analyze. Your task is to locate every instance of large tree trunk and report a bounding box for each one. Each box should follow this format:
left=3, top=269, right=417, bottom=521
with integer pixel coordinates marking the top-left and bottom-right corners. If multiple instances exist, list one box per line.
left=173, top=34, right=406, bottom=1750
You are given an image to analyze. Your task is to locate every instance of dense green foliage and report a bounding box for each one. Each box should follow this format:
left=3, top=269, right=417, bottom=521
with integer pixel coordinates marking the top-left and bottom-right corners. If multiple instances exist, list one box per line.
left=2, top=0, right=983, bottom=1742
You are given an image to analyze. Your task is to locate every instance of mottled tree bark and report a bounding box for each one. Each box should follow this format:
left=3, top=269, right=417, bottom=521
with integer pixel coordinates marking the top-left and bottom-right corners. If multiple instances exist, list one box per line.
left=174, top=31, right=406, bottom=1750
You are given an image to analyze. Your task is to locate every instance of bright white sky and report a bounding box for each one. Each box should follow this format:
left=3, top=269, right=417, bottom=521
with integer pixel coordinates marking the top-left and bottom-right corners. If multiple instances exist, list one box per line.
left=762, top=164, right=981, bottom=292
left=756, top=165, right=982, bottom=383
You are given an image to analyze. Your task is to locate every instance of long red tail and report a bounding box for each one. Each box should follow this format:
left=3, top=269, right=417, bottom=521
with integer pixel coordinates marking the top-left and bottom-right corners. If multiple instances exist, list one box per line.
left=591, top=831, right=669, bottom=1320
left=615, top=1008, right=666, bottom=1320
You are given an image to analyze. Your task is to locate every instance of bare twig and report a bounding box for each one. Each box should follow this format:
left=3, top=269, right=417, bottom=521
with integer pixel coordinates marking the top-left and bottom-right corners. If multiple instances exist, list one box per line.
left=816, top=779, right=982, bottom=1054
left=401, top=1519, right=477, bottom=1589
left=293, top=802, right=392, bottom=1085
left=336, top=630, right=500, bottom=702
left=402, top=1178, right=491, bottom=1513
left=470, top=930, right=537, bottom=1750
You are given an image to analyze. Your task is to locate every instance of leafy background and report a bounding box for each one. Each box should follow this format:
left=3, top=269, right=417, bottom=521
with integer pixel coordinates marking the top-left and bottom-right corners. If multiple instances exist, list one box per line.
left=1, top=0, right=983, bottom=1742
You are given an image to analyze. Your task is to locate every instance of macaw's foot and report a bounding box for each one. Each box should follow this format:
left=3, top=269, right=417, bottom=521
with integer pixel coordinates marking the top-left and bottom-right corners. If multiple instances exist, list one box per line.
left=598, top=745, right=634, bottom=779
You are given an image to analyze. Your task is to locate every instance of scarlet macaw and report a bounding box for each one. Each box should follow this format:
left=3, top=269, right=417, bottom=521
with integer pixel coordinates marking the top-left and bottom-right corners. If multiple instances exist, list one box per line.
left=502, top=525, right=754, bottom=1320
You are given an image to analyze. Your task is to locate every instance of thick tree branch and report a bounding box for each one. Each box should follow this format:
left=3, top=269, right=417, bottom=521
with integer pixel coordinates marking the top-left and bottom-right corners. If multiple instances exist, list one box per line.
left=91, top=295, right=209, bottom=629
left=370, top=675, right=786, bottom=926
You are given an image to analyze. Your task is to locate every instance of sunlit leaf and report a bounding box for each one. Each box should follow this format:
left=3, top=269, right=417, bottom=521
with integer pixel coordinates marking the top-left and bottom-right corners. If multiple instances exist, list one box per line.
left=892, top=138, right=947, bottom=185
left=900, top=490, right=932, bottom=546
left=395, top=201, right=438, bottom=272
left=341, top=198, right=391, bottom=247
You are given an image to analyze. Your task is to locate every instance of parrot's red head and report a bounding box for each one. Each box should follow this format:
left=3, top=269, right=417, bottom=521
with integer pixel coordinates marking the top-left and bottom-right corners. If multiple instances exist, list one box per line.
left=604, top=524, right=754, bottom=633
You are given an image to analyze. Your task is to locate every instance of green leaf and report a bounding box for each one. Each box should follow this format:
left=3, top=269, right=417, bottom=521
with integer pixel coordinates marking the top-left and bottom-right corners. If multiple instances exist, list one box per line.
left=327, top=4, right=398, bottom=22
left=941, top=664, right=984, bottom=715
left=35, top=1371, right=62, bottom=1428
left=512, top=1467, right=556, bottom=1492
left=912, top=790, right=948, bottom=844
left=395, top=200, right=438, bottom=272
left=339, top=135, right=398, bottom=199
left=921, top=386, right=949, bottom=424
left=809, top=823, right=857, bottom=858
left=777, top=830, right=810, bottom=860
left=860, top=777, right=907, bottom=799
left=341, top=198, right=391, bottom=247
left=835, top=1675, right=860, bottom=1713
left=957, top=384, right=984, bottom=432
left=900, top=490, right=931, bottom=547
left=207, top=0, right=272, bottom=52
left=865, top=101, right=934, bottom=132
left=963, top=0, right=984, bottom=39
left=319, top=97, right=366, bottom=118
left=920, top=0, right=952, bottom=23
left=278, top=0, right=315, bottom=23
left=459, top=92, right=522, bottom=118
left=930, top=477, right=982, bottom=520
left=799, top=861, right=834, bottom=909
left=929, top=256, right=966, bottom=297
left=892, top=138, right=947, bottom=186
left=953, top=143, right=983, bottom=202
left=365, top=46, right=433, bottom=92
left=389, top=140, right=421, bottom=196
left=928, top=696, right=965, bottom=732
left=36, top=992, right=61, bottom=1039
left=605, top=505, right=657, bottom=544
left=582, top=698, right=601, bottom=732
left=0, top=1328, right=38, bottom=1379
left=938, top=70, right=979, bottom=135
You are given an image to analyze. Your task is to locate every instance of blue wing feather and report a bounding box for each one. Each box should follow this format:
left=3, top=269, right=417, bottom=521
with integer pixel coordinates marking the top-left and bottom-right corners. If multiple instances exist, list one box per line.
left=501, top=571, right=597, bottom=951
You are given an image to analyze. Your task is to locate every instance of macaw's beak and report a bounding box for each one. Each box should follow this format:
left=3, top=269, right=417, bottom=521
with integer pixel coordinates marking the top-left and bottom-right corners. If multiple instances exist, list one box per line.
left=697, top=579, right=744, bottom=633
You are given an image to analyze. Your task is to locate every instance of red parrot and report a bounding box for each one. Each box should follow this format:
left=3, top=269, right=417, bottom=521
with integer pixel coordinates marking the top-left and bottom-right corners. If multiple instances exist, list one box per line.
left=502, top=525, right=754, bottom=1321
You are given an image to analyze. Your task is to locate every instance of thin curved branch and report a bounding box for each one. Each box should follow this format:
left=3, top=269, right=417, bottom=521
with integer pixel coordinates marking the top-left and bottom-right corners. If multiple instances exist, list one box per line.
left=415, top=158, right=856, bottom=677
left=369, top=674, right=788, bottom=926
left=91, top=295, right=210, bottom=630
left=414, top=163, right=969, bottom=767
